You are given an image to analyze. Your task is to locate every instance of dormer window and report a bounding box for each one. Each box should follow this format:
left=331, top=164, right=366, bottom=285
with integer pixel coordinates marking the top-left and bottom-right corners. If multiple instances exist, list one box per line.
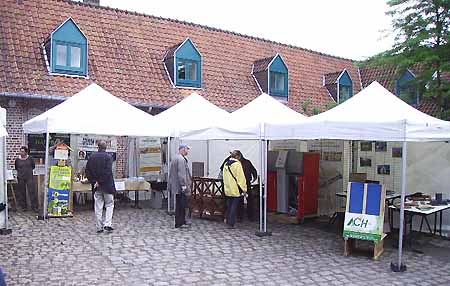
left=396, top=69, right=419, bottom=106
left=252, top=54, right=289, bottom=98
left=163, top=38, right=202, bottom=88
left=324, top=69, right=353, bottom=103
left=44, top=18, right=88, bottom=77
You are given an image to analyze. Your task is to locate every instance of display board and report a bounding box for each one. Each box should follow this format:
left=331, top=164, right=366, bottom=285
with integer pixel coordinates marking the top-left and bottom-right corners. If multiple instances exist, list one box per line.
left=138, top=137, right=162, bottom=179
left=355, top=141, right=403, bottom=194
left=72, top=134, right=117, bottom=179
left=48, top=166, right=72, bottom=217
left=307, top=140, right=346, bottom=216
left=343, top=182, right=385, bottom=241
left=28, top=133, right=71, bottom=162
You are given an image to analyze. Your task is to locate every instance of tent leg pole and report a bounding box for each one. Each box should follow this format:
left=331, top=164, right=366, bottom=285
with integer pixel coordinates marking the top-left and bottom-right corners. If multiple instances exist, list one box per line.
left=206, top=140, right=210, bottom=177
left=256, top=139, right=271, bottom=237
left=167, top=137, right=172, bottom=215
left=1, top=136, right=11, bottom=235
left=40, top=132, right=50, bottom=221
left=391, top=139, right=407, bottom=272
left=264, top=140, right=269, bottom=234
left=256, top=139, right=263, bottom=235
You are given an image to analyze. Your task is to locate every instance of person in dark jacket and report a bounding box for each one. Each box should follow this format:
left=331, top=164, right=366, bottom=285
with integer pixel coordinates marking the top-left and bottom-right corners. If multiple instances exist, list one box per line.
left=85, top=140, right=116, bottom=233
left=220, top=151, right=258, bottom=221
left=14, top=146, right=37, bottom=212
left=239, top=154, right=258, bottom=221
left=0, top=267, right=6, bottom=286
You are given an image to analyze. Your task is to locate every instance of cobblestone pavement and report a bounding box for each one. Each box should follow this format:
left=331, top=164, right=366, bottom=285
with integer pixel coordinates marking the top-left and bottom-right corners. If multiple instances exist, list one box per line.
left=1, top=207, right=450, bottom=286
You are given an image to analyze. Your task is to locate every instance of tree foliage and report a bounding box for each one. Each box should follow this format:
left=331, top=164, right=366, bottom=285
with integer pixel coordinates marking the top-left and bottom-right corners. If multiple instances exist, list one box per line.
left=367, top=0, right=450, bottom=118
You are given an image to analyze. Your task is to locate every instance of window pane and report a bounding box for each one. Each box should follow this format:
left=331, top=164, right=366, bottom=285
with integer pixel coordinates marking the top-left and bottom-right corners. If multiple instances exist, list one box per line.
left=188, top=61, right=197, bottom=81
left=177, top=61, right=186, bottom=80
left=70, top=46, right=81, bottom=68
left=339, top=85, right=352, bottom=103
left=271, top=72, right=285, bottom=92
left=275, top=73, right=285, bottom=91
left=399, top=84, right=417, bottom=105
left=56, top=44, right=67, bottom=66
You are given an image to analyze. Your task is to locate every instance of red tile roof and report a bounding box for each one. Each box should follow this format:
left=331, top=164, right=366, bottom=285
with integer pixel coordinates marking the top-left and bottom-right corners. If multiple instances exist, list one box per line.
left=360, top=65, right=448, bottom=117
left=418, top=98, right=440, bottom=117
left=323, top=71, right=342, bottom=86
left=252, top=56, right=274, bottom=73
left=359, top=66, right=398, bottom=93
left=0, top=0, right=360, bottom=112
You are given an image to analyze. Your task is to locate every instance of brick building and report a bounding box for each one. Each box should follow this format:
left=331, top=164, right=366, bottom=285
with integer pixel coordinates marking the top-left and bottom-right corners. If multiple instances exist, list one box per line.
left=0, top=0, right=437, bottom=176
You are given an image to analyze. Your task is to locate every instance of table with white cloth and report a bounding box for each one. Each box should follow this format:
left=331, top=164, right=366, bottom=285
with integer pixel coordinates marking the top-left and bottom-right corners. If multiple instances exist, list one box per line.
left=71, top=178, right=151, bottom=210
left=389, top=203, right=450, bottom=236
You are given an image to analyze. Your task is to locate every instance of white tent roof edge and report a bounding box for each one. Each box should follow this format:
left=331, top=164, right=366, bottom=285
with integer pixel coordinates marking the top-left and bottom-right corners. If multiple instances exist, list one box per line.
left=22, top=83, right=169, bottom=137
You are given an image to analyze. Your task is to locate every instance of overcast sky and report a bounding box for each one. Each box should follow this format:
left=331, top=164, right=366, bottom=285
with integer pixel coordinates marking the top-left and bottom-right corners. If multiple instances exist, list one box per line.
left=100, top=0, right=395, bottom=60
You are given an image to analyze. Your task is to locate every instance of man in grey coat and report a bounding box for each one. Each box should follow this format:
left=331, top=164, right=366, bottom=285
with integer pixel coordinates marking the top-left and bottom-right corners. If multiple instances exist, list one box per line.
left=168, top=144, right=192, bottom=228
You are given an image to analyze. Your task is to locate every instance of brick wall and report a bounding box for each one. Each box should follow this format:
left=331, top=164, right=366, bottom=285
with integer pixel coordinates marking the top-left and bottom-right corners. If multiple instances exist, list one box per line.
left=0, top=97, right=127, bottom=177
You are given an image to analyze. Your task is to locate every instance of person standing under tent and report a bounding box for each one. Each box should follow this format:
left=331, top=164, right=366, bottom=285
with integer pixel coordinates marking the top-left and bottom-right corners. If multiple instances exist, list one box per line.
left=86, top=140, right=116, bottom=233
left=0, top=267, right=6, bottom=286
left=14, top=146, right=37, bottom=212
left=168, top=144, right=192, bottom=228
left=239, top=153, right=258, bottom=221
left=220, top=151, right=257, bottom=221
left=223, top=150, right=247, bottom=229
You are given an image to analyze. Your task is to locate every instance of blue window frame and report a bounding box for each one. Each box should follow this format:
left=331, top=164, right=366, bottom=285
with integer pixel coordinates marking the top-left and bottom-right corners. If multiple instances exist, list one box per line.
left=396, top=70, right=419, bottom=106
left=174, top=39, right=202, bottom=88
left=268, top=55, right=288, bottom=98
left=176, top=58, right=200, bottom=86
left=49, top=18, right=88, bottom=77
left=337, top=70, right=353, bottom=103
left=270, top=72, right=286, bottom=96
left=54, top=41, right=85, bottom=73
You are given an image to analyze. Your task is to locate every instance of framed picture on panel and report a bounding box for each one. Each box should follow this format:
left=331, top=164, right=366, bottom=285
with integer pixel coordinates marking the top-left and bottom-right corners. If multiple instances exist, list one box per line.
left=360, top=141, right=372, bottom=151
left=392, top=147, right=402, bottom=158
left=360, top=157, right=372, bottom=167
left=377, top=165, right=390, bottom=175
left=375, top=141, right=387, bottom=152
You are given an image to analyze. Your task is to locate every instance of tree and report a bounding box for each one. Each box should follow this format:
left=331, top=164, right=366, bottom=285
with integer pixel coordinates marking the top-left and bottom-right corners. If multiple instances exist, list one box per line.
left=367, top=0, right=450, bottom=118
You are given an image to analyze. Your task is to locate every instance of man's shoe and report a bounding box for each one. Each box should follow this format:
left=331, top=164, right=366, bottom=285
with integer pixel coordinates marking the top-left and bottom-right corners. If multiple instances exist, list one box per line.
left=175, top=224, right=182, bottom=228
left=104, top=226, right=114, bottom=232
left=97, top=229, right=104, bottom=234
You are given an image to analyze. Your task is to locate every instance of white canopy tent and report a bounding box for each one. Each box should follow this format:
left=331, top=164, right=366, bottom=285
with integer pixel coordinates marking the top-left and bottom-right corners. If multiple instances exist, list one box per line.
left=180, top=93, right=307, bottom=140
left=179, top=93, right=308, bottom=235
left=0, top=106, right=8, bottom=234
left=266, top=82, right=450, bottom=141
left=23, top=83, right=168, bottom=137
left=153, top=93, right=234, bottom=213
left=266, top=81, right=450, bottom=271
left=153, top=93, right=232, bottom=138
left=22, top=83, right=168, bottom=219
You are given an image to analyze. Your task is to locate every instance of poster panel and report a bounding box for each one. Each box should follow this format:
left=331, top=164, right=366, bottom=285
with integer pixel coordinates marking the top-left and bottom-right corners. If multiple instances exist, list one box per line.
left=138, top=137, right=161, bottom=178
left=48, top=166, right=72, bottom=217
left=343, top=213, right=384, bottom=241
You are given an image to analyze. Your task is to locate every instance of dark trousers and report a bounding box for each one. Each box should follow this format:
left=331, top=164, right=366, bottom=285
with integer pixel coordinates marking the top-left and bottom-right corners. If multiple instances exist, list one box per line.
left=237, top=188, right=255, bottom=221
left=175, top=193, right=187, bottom=227
left=246, top=189, right=255, bottom=221
left=16, top=176, right=37, bottom=210
left=226, top=196, right=240, bottom=227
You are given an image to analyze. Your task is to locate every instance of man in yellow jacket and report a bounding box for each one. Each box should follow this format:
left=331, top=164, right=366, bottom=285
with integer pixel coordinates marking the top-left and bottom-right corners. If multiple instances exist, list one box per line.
left=223, top=150, right=247, bottom=228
